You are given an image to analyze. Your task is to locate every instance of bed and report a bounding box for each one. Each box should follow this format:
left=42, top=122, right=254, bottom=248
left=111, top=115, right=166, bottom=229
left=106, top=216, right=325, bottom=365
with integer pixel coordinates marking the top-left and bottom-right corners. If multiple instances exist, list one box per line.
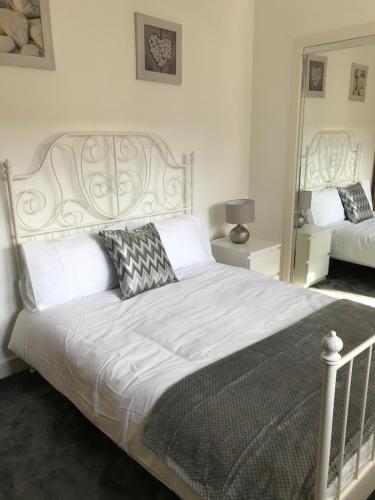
left=3, top=132, right=375, bottom=500
left=327, top=214, right=375, bottom=268
left=299, top=130, right=375, bottom=269
left=9, top=262, right=335, bottom=498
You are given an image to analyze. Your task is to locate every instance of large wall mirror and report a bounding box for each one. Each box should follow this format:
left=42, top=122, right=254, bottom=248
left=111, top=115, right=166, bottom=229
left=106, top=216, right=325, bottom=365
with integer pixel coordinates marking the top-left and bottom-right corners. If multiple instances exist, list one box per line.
left=292, top=38, right=375, bottom=306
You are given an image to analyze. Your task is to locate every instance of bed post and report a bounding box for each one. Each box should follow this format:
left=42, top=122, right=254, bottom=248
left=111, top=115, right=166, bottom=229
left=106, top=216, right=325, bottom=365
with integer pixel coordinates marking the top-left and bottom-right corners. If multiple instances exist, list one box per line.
left=315, top=331, right=343, bottom=500
left=2, top=159, right=22, bottom=273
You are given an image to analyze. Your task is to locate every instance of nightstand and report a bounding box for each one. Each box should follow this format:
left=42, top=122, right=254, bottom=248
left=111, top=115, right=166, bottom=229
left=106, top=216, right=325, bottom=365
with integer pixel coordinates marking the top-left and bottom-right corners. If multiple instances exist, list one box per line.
left=211, top=237, right=281, bottom=279
left=293, top=225, right=332, bottom=287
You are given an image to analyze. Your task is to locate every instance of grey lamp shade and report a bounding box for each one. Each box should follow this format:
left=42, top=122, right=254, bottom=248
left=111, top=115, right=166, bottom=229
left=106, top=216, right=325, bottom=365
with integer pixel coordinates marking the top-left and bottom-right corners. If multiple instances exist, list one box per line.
left=225, top=199, right=255, bottom=224
left=298, top=191, right=312, bottom=210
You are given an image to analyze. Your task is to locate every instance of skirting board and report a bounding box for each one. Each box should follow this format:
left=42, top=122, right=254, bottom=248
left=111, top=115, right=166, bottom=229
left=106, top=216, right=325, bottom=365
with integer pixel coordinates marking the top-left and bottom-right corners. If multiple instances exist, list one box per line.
left=0, top=355, right=28, bottom=379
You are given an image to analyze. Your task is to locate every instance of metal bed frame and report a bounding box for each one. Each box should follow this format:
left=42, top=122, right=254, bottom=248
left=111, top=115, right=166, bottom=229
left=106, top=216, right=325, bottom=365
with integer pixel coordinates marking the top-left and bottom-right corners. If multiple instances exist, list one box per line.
left=2, top=132, right=194, bottom=270
left=2, top=132, right=375, bottom=500
left=300, top=130, right=361, bottom=191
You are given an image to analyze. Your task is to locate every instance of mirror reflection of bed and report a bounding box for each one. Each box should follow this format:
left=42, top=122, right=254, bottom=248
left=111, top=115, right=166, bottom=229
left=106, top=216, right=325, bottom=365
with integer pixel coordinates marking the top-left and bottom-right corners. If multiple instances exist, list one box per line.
left=293, top=43, right=375, bottom=306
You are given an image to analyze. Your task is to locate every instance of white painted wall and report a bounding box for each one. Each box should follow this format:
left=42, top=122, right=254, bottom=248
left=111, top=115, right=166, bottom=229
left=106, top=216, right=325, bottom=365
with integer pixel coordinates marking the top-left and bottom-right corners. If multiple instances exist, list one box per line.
left=0, top=0, right=254, bottom=373
left=250, top=0, right=375, bottom=268
left=303, top=45, right=375, bottom=183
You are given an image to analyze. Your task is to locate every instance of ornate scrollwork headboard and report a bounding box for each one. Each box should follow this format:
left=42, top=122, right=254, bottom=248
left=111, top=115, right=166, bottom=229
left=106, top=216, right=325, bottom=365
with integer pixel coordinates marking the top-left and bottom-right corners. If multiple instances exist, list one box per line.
left=300, top=131, right=361, bottom=191
left=2, top=132, right=194, bottom=248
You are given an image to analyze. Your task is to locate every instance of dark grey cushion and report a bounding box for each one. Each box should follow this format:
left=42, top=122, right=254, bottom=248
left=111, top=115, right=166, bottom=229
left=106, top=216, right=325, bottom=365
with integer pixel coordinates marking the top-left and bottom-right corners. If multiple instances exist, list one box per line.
left=338, top=182, right=373, bottom=223
left=100, top=223, right=178, bottom=300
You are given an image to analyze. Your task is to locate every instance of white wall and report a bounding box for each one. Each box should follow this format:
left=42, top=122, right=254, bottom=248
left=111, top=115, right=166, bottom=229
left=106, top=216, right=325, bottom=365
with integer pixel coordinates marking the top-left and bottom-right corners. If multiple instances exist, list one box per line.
left=303, top=45, right=375, bottom=182
left=0, top=0, right=254, bottom=373
left=250, top=0, right=375, bottom=266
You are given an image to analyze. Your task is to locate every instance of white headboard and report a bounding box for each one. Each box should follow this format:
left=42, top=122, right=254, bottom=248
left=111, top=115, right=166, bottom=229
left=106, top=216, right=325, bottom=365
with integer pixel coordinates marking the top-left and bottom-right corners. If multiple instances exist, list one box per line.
left=300, top=131, right=361, bottom=191
left=2, top=132, right=194, bottom=249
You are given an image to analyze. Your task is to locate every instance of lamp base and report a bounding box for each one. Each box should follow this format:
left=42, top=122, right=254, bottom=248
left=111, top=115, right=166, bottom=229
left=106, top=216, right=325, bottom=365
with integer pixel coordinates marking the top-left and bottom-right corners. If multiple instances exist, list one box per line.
left=230, top=224, right=249, bottom=244
left=295, top=212, right=306, bottom=228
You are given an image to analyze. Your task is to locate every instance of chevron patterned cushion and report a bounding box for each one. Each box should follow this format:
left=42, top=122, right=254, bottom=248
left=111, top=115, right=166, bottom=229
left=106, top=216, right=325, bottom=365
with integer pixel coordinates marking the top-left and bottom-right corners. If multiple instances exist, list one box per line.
left=338, top=182, right=373, bottom=224
left=100, top=223, right=178, bottom=300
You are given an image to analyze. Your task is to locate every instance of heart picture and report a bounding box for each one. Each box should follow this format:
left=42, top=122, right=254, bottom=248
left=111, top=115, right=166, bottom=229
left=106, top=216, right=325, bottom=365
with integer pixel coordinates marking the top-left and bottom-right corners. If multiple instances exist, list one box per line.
left=311, top=66, right=323, bottom=89
left=148, top=33, right=173, bottom=70
left=144, top=24, right=176, bottom=75
left=305, top=56, right=327, bottom=98
left=135, top=13, right=181, bottom=84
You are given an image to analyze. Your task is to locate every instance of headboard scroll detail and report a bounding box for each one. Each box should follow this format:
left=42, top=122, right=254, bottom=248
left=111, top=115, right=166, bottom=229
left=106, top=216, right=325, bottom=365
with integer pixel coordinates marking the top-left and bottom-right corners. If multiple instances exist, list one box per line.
left=300, top=131, right=361, bottom=191
left=2, top=132, right=194, bottom=246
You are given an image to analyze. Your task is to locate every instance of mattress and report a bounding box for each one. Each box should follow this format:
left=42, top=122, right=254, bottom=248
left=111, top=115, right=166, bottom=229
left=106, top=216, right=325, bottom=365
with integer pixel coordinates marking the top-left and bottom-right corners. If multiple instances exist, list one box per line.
left=328, top=213, right=375, bottom=268
left=10, top=261, right=358, bottom=498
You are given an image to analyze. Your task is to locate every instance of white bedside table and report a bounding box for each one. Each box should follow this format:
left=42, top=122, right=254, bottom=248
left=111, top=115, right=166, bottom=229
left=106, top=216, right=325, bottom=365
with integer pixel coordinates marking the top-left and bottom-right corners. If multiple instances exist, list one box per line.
left=211, top=237, right=281, bottom=279
left=293, top=225, right=332, bottom=287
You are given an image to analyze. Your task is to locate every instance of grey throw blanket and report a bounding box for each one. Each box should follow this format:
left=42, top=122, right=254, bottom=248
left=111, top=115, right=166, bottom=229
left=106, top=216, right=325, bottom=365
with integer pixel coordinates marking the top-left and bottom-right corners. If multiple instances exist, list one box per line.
left=142, top=300, right=375, bottom=499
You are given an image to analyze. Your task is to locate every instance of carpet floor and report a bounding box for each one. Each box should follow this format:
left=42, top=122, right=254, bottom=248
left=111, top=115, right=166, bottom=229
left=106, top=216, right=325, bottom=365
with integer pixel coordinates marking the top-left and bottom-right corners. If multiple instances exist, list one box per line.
left=312, top=259, right=375, bottom=300
left=0, top=371, right=178, bottom=500
left=0, top=355, right=374, bottom=500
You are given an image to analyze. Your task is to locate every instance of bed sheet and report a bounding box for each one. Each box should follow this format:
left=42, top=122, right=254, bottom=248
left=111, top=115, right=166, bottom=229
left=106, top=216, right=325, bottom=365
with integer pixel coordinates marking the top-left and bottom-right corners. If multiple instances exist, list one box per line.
left=328, top=213, right=375, bottom=268
left=10, top=262, right=337, bottom=497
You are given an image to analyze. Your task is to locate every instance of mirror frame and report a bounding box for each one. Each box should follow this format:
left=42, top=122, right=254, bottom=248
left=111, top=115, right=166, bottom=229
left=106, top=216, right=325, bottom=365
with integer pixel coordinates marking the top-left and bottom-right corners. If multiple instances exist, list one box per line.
left=282, top=24, right=375, bottom=283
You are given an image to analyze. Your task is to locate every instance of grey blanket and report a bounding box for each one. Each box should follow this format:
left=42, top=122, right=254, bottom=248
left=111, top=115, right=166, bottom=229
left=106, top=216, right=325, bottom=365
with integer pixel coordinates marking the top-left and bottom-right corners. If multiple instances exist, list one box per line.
left=142, top=300, right=375, bottom=499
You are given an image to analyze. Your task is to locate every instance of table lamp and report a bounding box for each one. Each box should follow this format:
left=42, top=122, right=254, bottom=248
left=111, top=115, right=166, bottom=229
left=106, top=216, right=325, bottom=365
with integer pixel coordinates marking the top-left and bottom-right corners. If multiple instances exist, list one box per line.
left=225, top=199, right=255, bottom=244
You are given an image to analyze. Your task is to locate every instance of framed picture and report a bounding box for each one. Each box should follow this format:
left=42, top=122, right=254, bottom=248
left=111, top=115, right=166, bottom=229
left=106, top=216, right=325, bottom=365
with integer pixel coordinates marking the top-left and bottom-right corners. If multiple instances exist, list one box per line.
left=135, top=12, right=181, bottom=85
left=0, top=0, right=55, bottom=70
left=305, top=55, right=327, bottom=98
left=349, top=63, right=368, bottom=102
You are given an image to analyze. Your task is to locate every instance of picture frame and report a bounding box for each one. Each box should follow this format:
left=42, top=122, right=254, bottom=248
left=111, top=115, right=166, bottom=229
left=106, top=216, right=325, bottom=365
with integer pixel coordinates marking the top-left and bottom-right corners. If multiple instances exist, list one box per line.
left=305, top=55, right=327, bottom=98
left=135, top=12, right=182, bottom=85
left=349, top=63, right=368, bottom=102
left=0, top=0, right=55, bottom=70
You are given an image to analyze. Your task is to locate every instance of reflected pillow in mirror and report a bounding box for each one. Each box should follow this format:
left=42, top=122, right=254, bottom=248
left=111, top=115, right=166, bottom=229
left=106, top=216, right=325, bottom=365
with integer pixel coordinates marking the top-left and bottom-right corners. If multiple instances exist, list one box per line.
left=338, top=183, right=373, bottom=224
left=308, top=188, right=345, bottom=226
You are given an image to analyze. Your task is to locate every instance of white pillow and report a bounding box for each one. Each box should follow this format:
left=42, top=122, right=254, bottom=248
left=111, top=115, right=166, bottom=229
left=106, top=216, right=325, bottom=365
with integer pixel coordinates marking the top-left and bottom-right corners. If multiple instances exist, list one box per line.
left=20, top=234, right=118, bottom=311
left=360, top=179, right=373, bottom=210
left=309, top=188, right=345, bottom=226
left=154, top=215, right=214, bottom=271
left=110, top=214, right=214, bottom=271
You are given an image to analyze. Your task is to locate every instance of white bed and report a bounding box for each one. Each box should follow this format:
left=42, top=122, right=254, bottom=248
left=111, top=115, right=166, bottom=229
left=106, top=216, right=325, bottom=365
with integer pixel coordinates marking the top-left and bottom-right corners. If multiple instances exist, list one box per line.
left=10, top=262, right=336, bottom=497
left=3, top=132, right=375, bottom=500
left=300, top=130, right=375, bottom=269
left=9, top=262, right=374, bottom=499
left=328, top=213, right=375, bottom=268
left=10, top=263, right=334, bottom=448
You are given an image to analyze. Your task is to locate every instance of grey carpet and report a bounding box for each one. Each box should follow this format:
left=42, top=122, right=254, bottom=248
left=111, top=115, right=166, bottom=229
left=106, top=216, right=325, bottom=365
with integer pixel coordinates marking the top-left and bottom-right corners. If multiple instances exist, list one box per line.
left=0, top=371, right=178, bottom=500
left=312, top=259, right=375, bottom=297
left=0, top=368, right=374, bottom=500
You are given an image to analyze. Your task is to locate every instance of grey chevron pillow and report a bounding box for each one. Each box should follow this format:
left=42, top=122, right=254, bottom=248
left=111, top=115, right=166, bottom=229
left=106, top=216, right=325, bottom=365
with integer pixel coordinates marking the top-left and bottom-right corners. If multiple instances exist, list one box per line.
left=100, top=223, right=178, bottom=300
left=338, top=183, right=373, bottom=224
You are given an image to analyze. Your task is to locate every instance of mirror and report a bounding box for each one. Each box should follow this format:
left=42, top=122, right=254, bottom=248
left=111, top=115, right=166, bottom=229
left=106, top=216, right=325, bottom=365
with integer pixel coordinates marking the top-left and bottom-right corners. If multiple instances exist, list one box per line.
left=292, top=41, right=375, bottom=306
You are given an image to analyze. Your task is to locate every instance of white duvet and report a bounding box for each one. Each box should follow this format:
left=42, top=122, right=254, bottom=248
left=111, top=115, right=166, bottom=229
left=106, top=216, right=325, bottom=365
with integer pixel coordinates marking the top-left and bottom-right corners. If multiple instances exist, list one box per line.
left=10, top=262, right=346, bottom=498
left=9, top=262, right=333, bottom=447
left=328, top=214, right=375, bottom=268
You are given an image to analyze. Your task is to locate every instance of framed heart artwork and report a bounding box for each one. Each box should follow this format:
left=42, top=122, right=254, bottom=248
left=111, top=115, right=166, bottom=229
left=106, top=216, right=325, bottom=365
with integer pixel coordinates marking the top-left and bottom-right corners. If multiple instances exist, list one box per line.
left=305, top=55, right=327, bottom=98
left=135, top=13, right=182, bottom=85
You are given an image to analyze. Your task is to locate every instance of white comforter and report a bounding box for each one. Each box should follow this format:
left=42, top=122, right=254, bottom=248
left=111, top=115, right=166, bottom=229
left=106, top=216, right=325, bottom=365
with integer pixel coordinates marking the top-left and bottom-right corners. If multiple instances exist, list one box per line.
left=9, top=262, right=333, bottom=450
left=329, top=213, right=375, bottom=268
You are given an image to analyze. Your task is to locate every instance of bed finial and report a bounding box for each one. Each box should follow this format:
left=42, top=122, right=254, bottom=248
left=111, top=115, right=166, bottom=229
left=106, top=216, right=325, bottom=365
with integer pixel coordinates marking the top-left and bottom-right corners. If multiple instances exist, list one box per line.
left=182, top=152, right=195, bottom=166
left=321, top=330, right=343, bottom=365
left=316, top=330, right=344, bottom=500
